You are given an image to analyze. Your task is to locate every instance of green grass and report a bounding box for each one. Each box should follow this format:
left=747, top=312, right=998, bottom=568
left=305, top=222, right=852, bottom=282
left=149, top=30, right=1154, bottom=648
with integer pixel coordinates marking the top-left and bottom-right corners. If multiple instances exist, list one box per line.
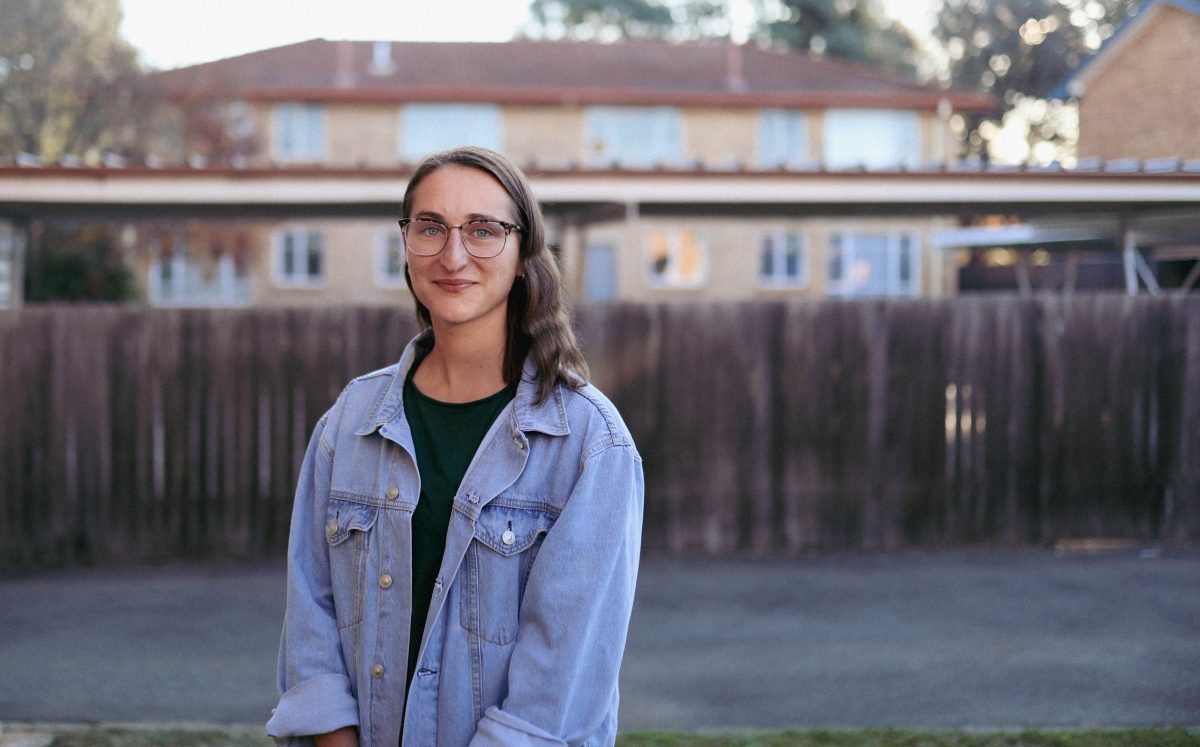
left=616, top=728, right=1200, bottom=746
left=41, top=727, right=270, bottom=747
left=13, top=726, right=1198, bottom=747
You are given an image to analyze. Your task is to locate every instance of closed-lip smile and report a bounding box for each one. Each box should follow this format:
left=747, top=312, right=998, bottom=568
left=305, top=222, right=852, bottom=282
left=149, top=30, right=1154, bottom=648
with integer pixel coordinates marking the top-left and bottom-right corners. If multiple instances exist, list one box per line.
left=434, top=279, right=475, bottom=291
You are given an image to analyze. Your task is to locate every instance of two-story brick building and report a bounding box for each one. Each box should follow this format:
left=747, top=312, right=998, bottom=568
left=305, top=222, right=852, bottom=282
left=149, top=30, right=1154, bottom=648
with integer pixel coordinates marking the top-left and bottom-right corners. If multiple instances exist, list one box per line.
left=1068, top=0, right=1200, bottom=162
left=134, top=38, right=993, bottom=306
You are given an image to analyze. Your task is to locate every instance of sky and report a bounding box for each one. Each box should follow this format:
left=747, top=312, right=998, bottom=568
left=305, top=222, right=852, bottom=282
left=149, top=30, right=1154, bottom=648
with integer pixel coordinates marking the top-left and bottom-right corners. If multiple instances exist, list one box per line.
left=120, top=0, right=537, bottom=70
left=119, top=0, right=934, bottom=71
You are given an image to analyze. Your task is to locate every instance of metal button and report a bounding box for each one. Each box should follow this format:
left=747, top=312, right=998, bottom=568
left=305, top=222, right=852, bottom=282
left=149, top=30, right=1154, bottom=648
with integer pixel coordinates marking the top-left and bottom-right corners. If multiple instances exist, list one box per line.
left=385, top=485, right=399, bottom=500
left=467, top=494, right=479, bottom=504
left=513, top=435, right=526, bottom=450
left=325, top=522, right=338, bottom=539
left=379, top=574, right=393, bottom=590
left=501, top=529, right=516, bottom=546
left=371, top=664, right=384, bottom=678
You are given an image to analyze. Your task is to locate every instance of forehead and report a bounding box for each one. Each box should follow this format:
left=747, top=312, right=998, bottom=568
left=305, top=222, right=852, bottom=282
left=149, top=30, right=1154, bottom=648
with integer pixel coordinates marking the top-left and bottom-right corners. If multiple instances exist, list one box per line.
left=410, top=164, right=515, bottom=220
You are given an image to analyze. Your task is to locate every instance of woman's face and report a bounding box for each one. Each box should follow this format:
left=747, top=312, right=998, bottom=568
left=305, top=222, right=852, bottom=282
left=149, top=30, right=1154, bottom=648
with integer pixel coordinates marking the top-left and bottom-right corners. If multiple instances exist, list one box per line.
left=405, top=165, right=522, bottom=337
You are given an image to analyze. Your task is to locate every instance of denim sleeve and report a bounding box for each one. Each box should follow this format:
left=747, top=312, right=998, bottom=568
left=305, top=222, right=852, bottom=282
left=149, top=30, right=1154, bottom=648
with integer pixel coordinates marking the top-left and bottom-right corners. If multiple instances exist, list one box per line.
left=469, top=441, right=645, bottom=747
left=266, top=414, right=360, bottom=743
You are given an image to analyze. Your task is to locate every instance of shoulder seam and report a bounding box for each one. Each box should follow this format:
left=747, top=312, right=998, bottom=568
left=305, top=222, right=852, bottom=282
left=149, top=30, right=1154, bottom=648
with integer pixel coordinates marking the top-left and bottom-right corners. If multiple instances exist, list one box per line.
left=582, top=438, right=639, bottom=466
left=560, top=383, right=623, bottom=439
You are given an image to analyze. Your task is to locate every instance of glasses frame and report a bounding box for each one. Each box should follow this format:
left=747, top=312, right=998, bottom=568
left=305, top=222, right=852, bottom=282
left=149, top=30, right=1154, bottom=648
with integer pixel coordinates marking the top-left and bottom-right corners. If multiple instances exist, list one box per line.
left=398, top=217, right=522, bottom=259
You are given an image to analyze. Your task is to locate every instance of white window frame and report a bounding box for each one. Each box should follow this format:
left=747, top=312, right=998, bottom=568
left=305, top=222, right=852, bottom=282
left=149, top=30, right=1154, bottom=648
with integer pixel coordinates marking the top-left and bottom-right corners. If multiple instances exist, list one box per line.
left=273, top=103, right=325, bottom=163
left=757, top=109, right=809, bottom=168
left=827, top=231, right=920, bottom=297
left=823, top=109, right=921, bottom=170
left=758, top=231, right=808, bottom=288
left=272, top=228, right=325, bottom=288
left=375, top=230, right=407, bottom=288
left=645, top=230, right=708, bottom=289
left=586, top=106, right=684, bottom=168
left=400, top=104, right=502, bottom=162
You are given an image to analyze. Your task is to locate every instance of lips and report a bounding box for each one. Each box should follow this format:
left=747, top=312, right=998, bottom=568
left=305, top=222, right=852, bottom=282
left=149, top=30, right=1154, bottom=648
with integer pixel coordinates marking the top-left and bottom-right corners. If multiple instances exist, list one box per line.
left=433, top=279, right=476, bottom=292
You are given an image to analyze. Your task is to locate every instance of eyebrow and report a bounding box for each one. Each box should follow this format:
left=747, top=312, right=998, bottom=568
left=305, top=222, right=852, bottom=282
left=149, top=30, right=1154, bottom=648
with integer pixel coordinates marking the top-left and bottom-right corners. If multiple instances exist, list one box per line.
left=412, top=210, right=511, bottom=224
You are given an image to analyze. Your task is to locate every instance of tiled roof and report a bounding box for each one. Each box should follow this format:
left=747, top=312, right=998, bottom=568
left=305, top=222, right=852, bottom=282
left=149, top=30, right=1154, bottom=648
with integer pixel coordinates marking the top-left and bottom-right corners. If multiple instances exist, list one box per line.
left=153, top=38, right=995, bottom=112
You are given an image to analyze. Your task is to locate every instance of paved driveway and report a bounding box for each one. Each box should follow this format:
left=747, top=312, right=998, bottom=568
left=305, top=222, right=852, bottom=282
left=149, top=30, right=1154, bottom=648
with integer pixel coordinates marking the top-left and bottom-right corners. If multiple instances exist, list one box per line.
left=1, top=547, right=1197, bottom=729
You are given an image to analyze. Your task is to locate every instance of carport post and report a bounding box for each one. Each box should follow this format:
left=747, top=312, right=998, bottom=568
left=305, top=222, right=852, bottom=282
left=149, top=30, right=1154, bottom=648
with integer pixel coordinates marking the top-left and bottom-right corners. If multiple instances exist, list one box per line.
left=1122, top=224, right=1139, bottom=294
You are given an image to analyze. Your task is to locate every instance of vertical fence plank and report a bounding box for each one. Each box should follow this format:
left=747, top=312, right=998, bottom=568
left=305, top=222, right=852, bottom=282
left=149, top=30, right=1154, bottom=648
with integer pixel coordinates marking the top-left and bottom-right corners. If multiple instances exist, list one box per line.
left=1, top=297, right=1198, bottom=569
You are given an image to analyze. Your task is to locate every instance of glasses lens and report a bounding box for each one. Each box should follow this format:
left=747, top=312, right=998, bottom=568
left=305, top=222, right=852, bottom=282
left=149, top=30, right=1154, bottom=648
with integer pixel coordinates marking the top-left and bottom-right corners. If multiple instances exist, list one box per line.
left=404, top=219, right=447, bottom=256
left=461, top=221, right=507, bottom=258
left=402, top=219, right=512, bottom=258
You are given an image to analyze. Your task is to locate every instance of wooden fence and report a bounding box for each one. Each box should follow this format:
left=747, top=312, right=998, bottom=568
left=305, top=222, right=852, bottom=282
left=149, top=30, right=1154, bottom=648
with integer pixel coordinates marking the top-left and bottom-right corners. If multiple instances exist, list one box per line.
left=1, top=295, right=1198, bottom=568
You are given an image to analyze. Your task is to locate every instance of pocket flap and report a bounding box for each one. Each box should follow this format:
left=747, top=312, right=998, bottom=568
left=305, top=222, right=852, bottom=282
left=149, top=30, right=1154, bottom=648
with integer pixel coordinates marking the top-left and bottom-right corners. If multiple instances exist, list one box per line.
left=473, top=506, right=554, bottom=557
left=325, top=499, right=378, bottom=546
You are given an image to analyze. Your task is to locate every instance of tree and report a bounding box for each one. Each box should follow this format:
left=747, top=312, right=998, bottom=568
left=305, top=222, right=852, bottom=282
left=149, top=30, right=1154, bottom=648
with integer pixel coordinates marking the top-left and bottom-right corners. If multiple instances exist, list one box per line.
left=24, top=222, right=135, bottom=302
left=526, top=0, right=923, bottom=79
left=755, top=0, right=921, bottom=75
left=930, top=0, right=1141, bottom=161
left=526, top=0, right=726, bottom=41
left=0, top=0, right=148, bottom=164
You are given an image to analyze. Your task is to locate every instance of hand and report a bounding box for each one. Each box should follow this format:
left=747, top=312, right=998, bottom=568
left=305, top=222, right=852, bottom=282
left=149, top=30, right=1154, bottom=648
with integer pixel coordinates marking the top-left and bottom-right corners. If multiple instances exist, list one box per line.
left=314, top=726, right=358, bottom=747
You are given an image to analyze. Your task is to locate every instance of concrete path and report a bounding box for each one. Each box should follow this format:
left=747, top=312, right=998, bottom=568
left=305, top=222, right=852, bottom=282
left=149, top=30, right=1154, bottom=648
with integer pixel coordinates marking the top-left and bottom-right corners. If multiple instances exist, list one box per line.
left=1, top=547, right=1197, bottom=731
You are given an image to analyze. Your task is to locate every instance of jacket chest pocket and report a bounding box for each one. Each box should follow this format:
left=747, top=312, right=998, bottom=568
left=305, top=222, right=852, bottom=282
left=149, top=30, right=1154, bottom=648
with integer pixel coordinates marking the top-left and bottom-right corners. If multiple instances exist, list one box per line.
left=460, top=503, right=555, bottom=645
left=325, top=498, right=378, bottom=630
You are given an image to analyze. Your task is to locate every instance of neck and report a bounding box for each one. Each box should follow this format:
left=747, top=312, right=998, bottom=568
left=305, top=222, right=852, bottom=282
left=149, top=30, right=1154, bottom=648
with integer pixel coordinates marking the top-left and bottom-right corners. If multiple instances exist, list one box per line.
left=414, top=319, right=509, bottom=403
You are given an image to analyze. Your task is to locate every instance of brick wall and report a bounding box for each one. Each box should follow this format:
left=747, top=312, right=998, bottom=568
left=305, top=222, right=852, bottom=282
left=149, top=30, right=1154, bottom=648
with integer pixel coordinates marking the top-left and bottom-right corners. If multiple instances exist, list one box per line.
left=1077, top=5, right=1200, bottom=160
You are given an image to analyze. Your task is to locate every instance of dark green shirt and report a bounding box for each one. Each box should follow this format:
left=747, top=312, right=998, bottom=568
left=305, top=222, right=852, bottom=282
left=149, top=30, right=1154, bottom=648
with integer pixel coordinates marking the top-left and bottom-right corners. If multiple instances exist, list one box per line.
left=403, top=368, right=517, bottom=688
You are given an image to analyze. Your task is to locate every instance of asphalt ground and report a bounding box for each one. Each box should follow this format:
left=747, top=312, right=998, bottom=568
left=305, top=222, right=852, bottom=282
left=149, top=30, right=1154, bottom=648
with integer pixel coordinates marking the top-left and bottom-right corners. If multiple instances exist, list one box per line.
left=1, top=546, right=1197, bottom=731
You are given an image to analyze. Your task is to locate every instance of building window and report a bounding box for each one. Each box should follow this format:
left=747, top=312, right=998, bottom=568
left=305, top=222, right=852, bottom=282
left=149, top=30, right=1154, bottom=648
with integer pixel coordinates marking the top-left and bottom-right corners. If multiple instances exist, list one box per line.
left=823, top=109, right=920, bottom=170
left=583, top=243, right=618, bottom=302
left=274, top=229, right=324, bottom=287
left=148, top=233, right=251, bottom=307
left=759, top=232, right=807, bottom=286
left=401, top=104, right=502, bottom=162
left=758, top=109, right=808, bottom=168
left=586, top=106, right=683, bottom=168
left=828, top=232, right=919, bottom=297
left=274, top=103, right=325, bottom=163
left=376, top=231, right=406, bottom=287
left=646, top=230, right=707, bottom=288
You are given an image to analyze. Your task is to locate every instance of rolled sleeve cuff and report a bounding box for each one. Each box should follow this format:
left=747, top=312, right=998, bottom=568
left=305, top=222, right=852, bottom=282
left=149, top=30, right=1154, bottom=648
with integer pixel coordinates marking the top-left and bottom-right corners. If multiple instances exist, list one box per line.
left=266, top=673, right=358, bottom=740
left=469, top=706, right=567, bottom=747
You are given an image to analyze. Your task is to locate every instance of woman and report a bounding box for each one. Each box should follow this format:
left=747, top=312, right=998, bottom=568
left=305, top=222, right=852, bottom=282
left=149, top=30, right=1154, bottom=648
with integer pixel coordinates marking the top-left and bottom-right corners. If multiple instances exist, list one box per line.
left=266, top=146, right=644, bottom=747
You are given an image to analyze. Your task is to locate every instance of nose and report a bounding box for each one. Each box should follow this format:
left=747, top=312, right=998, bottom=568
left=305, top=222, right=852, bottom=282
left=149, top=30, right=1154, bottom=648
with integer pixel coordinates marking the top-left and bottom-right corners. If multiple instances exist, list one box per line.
left=438, top=226, right=470, bottom=270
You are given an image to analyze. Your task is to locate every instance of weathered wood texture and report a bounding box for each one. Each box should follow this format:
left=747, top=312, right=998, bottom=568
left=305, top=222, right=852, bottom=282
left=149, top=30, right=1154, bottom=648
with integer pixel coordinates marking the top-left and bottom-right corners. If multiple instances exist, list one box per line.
left=1, top=296, right=1197, bottom=567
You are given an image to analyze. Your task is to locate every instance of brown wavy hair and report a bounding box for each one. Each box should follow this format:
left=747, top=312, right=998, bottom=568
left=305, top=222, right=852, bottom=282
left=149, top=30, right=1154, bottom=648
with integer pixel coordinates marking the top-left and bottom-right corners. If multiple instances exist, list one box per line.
left=402, top=146, right=589, bottom=403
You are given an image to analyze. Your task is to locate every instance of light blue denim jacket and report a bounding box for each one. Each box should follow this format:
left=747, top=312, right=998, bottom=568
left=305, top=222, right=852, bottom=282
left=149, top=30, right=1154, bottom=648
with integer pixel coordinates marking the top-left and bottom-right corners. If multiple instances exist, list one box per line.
left=266, top=333, right=644, bottom=747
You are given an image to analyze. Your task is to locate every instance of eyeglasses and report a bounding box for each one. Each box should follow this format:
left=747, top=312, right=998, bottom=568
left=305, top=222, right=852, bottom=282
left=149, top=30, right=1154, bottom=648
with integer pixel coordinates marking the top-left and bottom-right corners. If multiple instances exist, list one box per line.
left=398, top=217, right=521, bottom=259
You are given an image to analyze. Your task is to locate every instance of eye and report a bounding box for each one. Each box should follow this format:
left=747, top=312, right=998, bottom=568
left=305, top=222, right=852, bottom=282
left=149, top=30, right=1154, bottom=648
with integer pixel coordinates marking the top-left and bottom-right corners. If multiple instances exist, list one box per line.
left=467, top=221, right=502, bottom=240
left=416, top=220, right=446, bottom=238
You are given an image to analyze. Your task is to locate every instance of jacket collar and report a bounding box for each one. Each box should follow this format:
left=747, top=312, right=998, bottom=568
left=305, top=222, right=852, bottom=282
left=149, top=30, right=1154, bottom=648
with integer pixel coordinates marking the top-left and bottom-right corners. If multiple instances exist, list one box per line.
left=354, top=331, right=570, bottom=438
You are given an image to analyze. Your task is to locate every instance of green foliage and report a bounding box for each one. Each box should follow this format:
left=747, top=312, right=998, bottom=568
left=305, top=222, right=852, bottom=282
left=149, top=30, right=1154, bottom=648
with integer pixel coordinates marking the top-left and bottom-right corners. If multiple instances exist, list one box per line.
left=47, top=728, right=270, bottom=747
left=0, top=0, right=145, bottom=163
left=527, top=0, right=724, bottom=40
left=525, top=0, right=919, bottom=73
left=615, top=728, right=1200, bottom=746
left=930, top=0, right=1141, bottom=159
left=24, top=222, right=135, bottom=302
left=36, top=727, right=1200, bottom=747
left=757, top=0, right=921, bottom=75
